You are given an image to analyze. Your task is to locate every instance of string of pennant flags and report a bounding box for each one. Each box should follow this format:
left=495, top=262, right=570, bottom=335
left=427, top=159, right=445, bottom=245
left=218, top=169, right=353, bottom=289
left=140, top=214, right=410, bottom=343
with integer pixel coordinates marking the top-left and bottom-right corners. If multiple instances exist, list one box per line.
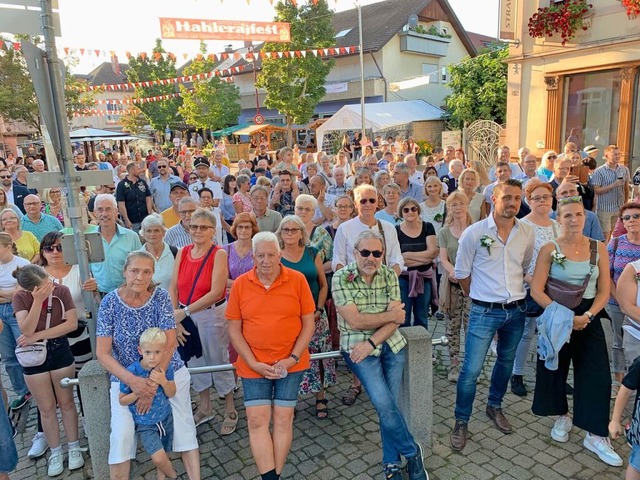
left=0, top=39, right=357, bottom=66
left=72, top=109, right=140, bottom=117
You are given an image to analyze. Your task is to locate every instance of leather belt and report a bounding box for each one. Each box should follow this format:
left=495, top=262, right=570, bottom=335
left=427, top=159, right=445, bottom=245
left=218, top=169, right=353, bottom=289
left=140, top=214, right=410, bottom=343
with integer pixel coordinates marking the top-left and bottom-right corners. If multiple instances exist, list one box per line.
left=472, top=299, right=526, bottom=310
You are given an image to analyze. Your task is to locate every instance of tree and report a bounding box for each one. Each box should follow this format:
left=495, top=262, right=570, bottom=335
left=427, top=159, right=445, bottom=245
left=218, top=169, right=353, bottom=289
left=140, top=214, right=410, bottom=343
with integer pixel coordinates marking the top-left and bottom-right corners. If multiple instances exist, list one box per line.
left=443, top=46, right=508, bottom=130
left=120, top=109, right=148, bottom=134
left=126, top=39, right=183, bottom=132
left=0, top=37, right=94, bottom=134
left=256, top=0, right=335, bottom=145
left=178, top=43, right=241, bottom=132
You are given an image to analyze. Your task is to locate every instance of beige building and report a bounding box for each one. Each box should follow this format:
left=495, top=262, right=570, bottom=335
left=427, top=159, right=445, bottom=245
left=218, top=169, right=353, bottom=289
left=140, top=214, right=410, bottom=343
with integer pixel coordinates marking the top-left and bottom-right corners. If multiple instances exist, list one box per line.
left=504, top=0, right=640, bottom=171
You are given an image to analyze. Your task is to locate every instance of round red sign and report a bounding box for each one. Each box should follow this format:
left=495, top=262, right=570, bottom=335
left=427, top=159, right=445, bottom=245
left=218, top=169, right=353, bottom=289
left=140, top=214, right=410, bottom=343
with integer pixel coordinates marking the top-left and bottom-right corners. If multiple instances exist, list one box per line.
left=253, top=114, right=265, bottom=125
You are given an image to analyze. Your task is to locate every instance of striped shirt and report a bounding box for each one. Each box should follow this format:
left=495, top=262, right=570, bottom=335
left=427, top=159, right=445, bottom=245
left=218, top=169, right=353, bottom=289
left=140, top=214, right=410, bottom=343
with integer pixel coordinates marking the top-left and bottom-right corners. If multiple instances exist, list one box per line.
left=591, top=163, right=629, bottom=212
left=331, top=262, right=406, bottom=356
left=608, top=234, right=640, bottom=306
left=165, top=223, right=192, bottom=248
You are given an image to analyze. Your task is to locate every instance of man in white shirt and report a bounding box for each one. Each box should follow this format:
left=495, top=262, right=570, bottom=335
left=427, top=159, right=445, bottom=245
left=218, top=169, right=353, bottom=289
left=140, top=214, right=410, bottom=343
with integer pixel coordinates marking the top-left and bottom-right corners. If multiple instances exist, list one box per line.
left=450, top=179, right=533, bottom=452
left=190, top=157, right=222, bottom=206
left=405, top=154, right=423, bottom=186
left=210, top=152, right=230, bottom=182
left=332, top=184, right=404, bottom=275
left=309, top=175, right=336, bottom=227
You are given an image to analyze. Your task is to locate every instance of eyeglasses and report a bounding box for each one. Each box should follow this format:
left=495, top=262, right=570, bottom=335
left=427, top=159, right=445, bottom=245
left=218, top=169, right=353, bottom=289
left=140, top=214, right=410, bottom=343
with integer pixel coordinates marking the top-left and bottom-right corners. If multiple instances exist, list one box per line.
left=158, top=165, right=168, bottom=169
left=357, top=249, right=384, bottom=258
left=358, top=198, right=377, bottom=205
left=548, top=155, right=558, bottom=159
left=50, top=190, right=61, bottom=194
left=295, top=206, right=313, bottom=212
left=24, top=202, right=41, bottom=207
left=336, top=205, right=352, bottom=210
left=236, top=225, right=252, bottom=230
left=281, top=227, right=301, bottom=234
left=43, top=245, right=63, bottom=253
left=530, top=194, right=552, bottom=202
left=179, top=209, right=196, bottom=215
left=622, top=213, right=640, bottom=221
left=402, top=206, right=418, bottom=213
left=189, top=224, right=214, bottom=231
left=189, top=176, right=197, bottom=180
left=0, top=175, right=11, bottom=179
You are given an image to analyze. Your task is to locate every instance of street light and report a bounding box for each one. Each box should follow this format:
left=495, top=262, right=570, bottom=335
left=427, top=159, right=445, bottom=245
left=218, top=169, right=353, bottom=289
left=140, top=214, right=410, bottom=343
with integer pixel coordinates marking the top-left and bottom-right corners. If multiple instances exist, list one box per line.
left=356, top=0, right=365, bottom=142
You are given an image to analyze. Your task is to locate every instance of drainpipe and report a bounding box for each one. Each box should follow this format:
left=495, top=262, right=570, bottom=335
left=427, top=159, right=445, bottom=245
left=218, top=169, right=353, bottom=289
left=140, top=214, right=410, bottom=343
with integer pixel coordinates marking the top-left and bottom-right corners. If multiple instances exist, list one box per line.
left=369, top=53, right=388, bottom=102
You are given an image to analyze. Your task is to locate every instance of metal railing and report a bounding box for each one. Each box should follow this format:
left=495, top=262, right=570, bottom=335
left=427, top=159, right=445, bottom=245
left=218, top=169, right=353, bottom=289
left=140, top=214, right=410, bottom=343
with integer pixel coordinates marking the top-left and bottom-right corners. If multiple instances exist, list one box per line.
left=60, top=336, right=449, bottom=388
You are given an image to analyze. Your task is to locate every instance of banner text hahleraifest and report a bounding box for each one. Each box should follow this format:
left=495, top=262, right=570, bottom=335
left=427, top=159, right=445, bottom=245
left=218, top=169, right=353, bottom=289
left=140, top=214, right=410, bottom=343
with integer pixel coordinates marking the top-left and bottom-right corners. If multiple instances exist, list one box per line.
left=159, top=18, right=291, bottom=42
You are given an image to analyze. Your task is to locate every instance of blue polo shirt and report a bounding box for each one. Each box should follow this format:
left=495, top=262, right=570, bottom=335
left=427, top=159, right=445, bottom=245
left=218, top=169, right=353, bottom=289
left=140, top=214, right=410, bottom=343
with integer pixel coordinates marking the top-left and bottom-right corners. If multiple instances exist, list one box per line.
left=90, top=224, right=142, bottom=293
left=21, top=213, right=63, bottom=242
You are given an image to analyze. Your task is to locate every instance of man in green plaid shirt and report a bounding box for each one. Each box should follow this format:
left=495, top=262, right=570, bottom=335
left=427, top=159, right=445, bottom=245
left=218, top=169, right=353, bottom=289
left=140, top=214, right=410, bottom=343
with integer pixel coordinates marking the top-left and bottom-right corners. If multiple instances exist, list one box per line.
left=332, top=231, right=429, bottom=480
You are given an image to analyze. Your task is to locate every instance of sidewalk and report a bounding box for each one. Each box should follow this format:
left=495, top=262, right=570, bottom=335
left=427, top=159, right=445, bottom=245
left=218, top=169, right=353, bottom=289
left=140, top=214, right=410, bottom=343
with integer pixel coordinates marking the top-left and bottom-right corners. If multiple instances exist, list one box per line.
left=2, top=317, right=629, bottom=479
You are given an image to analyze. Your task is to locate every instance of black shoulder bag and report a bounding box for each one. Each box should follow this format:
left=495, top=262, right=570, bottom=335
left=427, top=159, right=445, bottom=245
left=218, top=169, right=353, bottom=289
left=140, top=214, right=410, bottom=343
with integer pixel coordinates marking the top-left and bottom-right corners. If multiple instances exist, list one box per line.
left=177, top=245, right=216, bottom=363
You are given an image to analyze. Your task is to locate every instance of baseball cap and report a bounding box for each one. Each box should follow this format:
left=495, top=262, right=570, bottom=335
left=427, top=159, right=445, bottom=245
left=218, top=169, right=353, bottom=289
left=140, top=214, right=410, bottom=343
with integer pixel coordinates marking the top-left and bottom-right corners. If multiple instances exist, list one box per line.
left=194, top=157, right=210, bottom=168
left=170, top=181, right=189, bottom=192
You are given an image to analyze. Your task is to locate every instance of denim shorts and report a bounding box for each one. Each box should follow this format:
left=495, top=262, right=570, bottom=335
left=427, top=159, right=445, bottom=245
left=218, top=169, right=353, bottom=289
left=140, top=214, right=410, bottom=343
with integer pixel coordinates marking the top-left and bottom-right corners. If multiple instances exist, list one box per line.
left=630, top=444, right=640, bottom=472
left=242, top=370, right=306, bottom=408
left=22, top=337, right=74, bottom=376
left=136, top=412, right=174, bottom=456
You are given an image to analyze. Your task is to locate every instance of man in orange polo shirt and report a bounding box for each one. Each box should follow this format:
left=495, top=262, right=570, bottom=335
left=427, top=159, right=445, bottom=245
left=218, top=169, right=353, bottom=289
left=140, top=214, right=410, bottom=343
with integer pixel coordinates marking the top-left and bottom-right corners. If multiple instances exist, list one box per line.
left=161, top=182, right=190, bottom=228
left=226, top=231, right=315, bottom=480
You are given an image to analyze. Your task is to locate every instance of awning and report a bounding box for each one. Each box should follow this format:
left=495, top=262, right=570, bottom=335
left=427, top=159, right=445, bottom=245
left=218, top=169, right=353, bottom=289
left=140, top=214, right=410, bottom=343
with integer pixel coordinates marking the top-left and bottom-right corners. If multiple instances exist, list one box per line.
left=234, top=124, right=287, bottom=136
left=212, top=123, right=250, bottom=137
left=69, top=127, right=136, bottom=141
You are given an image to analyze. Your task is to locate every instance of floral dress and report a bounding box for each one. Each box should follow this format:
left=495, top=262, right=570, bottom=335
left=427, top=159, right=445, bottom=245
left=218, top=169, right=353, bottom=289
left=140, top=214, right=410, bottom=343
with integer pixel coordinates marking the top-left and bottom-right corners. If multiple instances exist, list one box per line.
left=282, top=246, right=336, bottom=394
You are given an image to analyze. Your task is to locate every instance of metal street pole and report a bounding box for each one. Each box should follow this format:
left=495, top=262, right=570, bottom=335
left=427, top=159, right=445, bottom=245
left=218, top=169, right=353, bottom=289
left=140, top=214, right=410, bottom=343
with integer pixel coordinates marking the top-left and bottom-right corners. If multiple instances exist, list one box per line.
left=357, top=2, right=366, bottom=141
left=39, top=0, right=99, bottom=355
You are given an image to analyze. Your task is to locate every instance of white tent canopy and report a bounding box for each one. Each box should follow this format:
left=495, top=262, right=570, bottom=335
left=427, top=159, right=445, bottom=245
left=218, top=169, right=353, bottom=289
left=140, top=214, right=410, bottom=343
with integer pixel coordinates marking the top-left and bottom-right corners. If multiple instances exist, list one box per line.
left=316, top=100, right=444, bottom=151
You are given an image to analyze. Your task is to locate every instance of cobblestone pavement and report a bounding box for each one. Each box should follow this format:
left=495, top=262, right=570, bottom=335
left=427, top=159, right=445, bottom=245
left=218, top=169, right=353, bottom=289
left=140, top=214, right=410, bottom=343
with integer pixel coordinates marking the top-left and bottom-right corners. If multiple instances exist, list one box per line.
left=2, top=318, right=629, bottom=479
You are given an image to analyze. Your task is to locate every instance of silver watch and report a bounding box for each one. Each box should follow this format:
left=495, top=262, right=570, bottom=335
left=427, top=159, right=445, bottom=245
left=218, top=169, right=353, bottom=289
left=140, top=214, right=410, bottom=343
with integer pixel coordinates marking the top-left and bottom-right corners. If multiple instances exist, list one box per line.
left=184, top=306, right=191, bottom=317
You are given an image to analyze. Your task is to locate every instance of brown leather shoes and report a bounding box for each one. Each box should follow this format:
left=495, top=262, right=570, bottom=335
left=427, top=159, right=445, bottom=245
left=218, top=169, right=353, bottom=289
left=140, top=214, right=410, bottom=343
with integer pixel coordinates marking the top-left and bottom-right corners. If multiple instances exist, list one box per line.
left=450, top=419, right=468, bottom=451
left=486, top=406, right=513, bottom=434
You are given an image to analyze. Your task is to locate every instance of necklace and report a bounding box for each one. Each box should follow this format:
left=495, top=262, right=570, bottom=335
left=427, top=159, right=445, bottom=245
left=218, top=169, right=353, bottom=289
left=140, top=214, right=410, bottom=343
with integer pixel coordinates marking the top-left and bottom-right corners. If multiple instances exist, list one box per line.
left=560, top=237, right=583, bottom=254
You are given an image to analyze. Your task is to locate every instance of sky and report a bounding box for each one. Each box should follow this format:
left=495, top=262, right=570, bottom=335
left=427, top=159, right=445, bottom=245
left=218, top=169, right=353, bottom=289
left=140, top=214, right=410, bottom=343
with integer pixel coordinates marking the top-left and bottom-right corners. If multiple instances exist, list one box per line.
left=53, top=0, right=499, bottom=73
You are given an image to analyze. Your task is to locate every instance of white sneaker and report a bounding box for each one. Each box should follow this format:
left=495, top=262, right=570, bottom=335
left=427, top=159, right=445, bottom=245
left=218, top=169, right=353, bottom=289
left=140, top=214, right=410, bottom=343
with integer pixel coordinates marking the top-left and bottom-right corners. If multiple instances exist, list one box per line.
left=47, top=452, right=64, bottom=477
left=583, top=433, right=623, bottom=466
left=28, top=432, right=49, bottom=458
left=68, top=447, right=85, bottom=470
left=551, top=416, right=572, bottom=443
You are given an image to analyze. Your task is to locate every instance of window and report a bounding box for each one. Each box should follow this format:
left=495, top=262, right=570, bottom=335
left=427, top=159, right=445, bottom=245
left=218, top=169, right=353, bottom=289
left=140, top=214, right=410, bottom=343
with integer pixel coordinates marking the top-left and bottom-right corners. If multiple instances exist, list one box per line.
left=421, top=63, right=439, bottom=84
left=562, top=69, right=621, bottom=153
left=335, top=28, right=352, bottom=39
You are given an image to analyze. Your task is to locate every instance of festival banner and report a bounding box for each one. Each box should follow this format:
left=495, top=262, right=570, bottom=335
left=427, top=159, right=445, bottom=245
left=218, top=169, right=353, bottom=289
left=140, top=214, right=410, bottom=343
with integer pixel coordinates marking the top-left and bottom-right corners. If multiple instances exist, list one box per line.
left=159, top=18, right=291, bottom=42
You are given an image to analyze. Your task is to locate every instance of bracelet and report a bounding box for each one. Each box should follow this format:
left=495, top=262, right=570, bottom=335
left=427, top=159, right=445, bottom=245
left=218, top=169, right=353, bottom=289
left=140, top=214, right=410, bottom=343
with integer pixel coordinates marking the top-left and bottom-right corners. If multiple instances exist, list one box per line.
left=290, top=353, right=300, bottom=363
left=367, top=338, right=377, bottom=349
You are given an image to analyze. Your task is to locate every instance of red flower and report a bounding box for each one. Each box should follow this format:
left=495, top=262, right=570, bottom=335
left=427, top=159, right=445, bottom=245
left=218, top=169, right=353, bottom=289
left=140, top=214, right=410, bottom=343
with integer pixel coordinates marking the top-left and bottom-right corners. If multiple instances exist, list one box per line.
left=528, top=0, right=593, bottom=45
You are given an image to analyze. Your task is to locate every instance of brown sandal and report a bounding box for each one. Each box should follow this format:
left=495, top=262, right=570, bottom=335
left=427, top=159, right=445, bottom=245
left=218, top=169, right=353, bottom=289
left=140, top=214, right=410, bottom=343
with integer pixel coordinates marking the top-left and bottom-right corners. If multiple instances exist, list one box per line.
left=341, top=385, right=362, bottom=406
left=220, top=410, right=238, bottom=436
left=315, top=399, right=329, bottom=419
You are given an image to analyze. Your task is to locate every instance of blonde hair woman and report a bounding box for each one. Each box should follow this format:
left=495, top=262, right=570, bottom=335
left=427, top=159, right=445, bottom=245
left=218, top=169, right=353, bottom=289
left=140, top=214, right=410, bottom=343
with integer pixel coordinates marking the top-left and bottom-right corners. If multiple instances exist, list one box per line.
left=41, top=188, right=65, bottom=224
left=0, top=189, right=23, bottom=220
left=0, top=209, right=39, bottom=262
left=457, top=169, right=485, bottom=223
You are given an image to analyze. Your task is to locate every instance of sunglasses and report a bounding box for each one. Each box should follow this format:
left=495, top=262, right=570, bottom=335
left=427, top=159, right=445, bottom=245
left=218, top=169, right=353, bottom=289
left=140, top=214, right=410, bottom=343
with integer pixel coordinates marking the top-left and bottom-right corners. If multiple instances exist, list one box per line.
left=622, top=213, right=640, bottom=221
left=0, top=175, right=11, bottom=179
left=402, top=206, right=418, bottom=213
left=43, top=245, right=63, bottom=253
left=359, top=198, right=377, bottom=205
left=357, top=249, right=384, bottom=258
left=158, top=165, right=168, bottom=169
left=548, top=155, right=558, bottom=159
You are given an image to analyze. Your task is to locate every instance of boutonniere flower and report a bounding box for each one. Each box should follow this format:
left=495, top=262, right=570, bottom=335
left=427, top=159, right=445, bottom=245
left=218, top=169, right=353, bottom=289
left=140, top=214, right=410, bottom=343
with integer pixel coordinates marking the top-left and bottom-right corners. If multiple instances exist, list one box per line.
left=635, top=272, right=640, bottom=283
left=347, top=272, right=356, bottom=283
left=434, top=213, right=444, bottom=223
left=192, top=185, right=198, bottom=192
left=551, top=250, right=567, bottom=269
left=124, top=181, right=130, bottom=188
left=480, top=235, right=495, bottom=255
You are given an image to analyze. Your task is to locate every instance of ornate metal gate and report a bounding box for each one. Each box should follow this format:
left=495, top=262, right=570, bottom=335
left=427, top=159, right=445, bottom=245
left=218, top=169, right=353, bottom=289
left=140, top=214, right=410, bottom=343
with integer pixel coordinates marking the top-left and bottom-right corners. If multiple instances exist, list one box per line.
left=462, top=120, right=504, bottom=168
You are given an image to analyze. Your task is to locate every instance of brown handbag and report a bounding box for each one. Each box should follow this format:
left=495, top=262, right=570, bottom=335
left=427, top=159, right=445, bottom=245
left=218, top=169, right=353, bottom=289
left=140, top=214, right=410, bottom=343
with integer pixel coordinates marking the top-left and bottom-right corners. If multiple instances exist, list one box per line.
left=544, top=239, right=597, bottom=310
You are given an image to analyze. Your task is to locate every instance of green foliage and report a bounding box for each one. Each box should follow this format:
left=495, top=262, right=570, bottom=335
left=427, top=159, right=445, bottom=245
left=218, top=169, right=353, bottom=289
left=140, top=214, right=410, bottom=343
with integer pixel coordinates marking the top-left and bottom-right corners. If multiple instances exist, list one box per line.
left=0, top=36, right=94, bottom=133
left=410, top=25, right=452, bottom=39
left=443, top=47, right=508, bottom=130
left=416, top=140, right=434, bottom=155
left=256, top=0, right=335, bottom=145
left=120, top=110, right=148, bottom=134
left=126, top=39, right=183, bottom=132
left=178, top=43, right=241, bottom=131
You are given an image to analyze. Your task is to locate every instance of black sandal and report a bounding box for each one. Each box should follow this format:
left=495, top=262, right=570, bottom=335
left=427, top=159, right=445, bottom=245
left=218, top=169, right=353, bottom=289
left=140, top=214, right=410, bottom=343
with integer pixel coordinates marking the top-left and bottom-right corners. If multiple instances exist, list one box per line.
left=315, top=399, right=329, bottom=419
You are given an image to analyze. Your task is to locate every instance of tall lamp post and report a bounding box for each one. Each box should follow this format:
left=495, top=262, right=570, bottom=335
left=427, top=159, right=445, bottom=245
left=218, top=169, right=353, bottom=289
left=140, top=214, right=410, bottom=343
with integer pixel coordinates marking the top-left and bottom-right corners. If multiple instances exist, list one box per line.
left=357, top=1, right=365, bottom=141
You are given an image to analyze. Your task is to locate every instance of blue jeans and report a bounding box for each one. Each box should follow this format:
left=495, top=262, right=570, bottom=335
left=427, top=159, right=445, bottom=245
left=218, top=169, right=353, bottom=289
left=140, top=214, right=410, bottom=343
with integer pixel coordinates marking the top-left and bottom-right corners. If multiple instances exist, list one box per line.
left=0, top=394, right=18, bottom=474
left=342, top=344, right=417, bottom=465
left=399, top=276, right=430, bottom=330
left=0, top=303, right=28, bottom=397
left=454, top=302, right=526, bottom=423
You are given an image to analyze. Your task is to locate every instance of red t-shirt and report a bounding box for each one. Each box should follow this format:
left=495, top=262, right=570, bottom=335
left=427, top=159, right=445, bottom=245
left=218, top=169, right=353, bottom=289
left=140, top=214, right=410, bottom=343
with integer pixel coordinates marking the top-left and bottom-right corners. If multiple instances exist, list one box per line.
left=225, top=266, right=315, bottom=378
left=177, top=244, right=222, bottom=305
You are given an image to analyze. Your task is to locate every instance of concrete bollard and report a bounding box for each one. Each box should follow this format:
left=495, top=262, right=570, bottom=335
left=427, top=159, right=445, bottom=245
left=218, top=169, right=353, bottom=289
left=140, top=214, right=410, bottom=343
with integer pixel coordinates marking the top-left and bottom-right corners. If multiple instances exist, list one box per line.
left=78, top=360, right=111, bottom=480
left=398, top=326, right=432, bottom=449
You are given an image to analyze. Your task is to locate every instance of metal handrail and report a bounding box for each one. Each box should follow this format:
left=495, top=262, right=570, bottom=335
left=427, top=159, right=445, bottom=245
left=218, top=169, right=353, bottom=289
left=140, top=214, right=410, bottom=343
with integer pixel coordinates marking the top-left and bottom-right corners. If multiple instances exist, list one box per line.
left=60, top=336, right=449, bottom=388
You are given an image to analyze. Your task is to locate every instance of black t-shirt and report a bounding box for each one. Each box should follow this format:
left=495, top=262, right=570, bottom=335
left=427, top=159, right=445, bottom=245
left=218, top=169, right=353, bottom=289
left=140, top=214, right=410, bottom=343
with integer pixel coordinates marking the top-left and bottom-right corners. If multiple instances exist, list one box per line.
left=623, top=356, right=640, bottom=441
left=115, top=177, right=150, bottom=223
left=395, top=221, right=435, bottom=272
left=252, top=153, right=273, bottom=167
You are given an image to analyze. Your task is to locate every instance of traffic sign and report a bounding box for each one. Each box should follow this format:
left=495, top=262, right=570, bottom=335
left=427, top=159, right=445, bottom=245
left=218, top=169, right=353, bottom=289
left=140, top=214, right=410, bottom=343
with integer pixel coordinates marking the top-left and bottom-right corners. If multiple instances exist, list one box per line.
left=0, top=1, right=61, bottom=36
left=27, top=171, right=114, bottom=190
left=253, top=114, right=265, bottom=125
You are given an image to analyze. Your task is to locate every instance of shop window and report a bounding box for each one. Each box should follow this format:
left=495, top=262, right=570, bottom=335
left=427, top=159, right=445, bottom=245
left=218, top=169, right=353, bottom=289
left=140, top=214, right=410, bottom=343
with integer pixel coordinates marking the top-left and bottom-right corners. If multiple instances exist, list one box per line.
left=562, top=69, right=621, bottom=153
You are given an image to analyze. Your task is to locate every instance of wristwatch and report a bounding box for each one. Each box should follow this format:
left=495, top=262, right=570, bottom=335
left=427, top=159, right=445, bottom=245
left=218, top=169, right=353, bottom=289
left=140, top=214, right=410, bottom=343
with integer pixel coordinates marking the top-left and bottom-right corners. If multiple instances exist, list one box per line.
left=585, top=311, right=594, bottom=321
left=184, top=305, right=191, bottom=317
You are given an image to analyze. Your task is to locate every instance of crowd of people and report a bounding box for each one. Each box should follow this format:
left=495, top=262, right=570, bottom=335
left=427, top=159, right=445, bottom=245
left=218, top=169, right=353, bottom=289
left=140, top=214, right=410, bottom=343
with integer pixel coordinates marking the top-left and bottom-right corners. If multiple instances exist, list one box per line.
left=1, top=138, right=640, bottom=480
